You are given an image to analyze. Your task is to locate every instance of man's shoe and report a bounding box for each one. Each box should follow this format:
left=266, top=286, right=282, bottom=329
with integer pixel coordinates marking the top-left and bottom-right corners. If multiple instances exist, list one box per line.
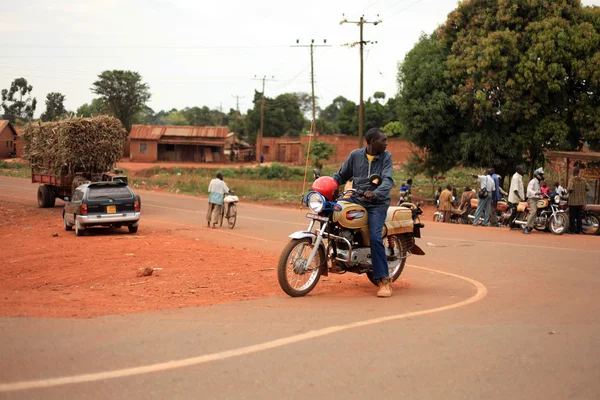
left=377, top=278, right=393, bottom=298
left=522, top=228, right=530, bottom=234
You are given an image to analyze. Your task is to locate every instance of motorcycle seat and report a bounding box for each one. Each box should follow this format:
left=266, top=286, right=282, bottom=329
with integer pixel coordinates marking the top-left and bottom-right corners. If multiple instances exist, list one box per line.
left=584, top=204, right=600, bottom=213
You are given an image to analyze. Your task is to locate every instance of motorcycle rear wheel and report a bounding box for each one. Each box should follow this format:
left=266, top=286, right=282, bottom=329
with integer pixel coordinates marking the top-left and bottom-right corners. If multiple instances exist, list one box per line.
left=366, top=236, right=406, bottom=286
left=549, top=213, right=567, bottom=235
left=277, top=238, right=324, bottom=297
left=582, top=213, right=600, bottom=235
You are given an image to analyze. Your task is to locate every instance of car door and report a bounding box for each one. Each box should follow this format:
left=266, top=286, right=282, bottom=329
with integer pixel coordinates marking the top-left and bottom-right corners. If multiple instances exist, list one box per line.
left=69, top=189, right=84, bottom=224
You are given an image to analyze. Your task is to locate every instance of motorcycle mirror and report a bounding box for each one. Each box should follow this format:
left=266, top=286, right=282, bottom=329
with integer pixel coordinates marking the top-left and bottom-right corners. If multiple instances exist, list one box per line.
left=313, top=169, right=321, bottom=180
left=369, top=174, right=382, bottom=187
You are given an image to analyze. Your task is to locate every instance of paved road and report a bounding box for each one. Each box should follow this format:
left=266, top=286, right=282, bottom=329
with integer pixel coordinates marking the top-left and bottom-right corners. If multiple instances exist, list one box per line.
left=1, top=176, right=599, bottom=399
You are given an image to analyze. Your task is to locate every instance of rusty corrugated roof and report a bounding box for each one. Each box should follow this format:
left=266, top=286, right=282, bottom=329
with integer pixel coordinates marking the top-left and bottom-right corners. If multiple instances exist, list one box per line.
left=129, top=125, right=228, bottom=140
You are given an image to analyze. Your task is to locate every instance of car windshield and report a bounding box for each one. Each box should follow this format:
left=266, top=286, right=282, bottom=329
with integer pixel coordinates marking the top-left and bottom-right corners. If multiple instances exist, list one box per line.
left=88, top=186, right=133, bottom=200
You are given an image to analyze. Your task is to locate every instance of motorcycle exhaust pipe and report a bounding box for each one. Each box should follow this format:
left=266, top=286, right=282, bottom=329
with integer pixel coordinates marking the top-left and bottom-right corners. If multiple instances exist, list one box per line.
left=513, top=220, right=527, bottom=226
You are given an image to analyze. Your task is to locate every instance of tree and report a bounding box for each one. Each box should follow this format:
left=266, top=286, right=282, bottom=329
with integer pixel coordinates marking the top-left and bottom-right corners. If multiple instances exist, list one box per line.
left=1, top=78, right=37, bottom=123
left=437, top=0, right=600, bottom=175
left=161, top=110, right=188, bottom=125
left=398, top=33, right=461, bottom=175
left=91, top=70, right=151, bottom=131
left=337, top=100, right=358, bottom=135
left=247, top=91, right=306, bottom=143
left=304, top=141, right=336, bottom=171
left=41, top=92, right=67, bottom=121
left=382, top=121, right=403, bottom=138
left=76, top=98, right=105, bottom=117
left=373, top=91, right=386, bottom=101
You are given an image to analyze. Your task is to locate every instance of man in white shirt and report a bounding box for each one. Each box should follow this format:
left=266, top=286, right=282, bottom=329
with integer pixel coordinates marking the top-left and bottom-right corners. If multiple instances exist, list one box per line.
left=508, top=165, right=525, bottom=229
left=523, top=168, right=543, bottom=234
left=471, top=168, right=496, bottom=227
left=207, top=172, right=229, bottom=228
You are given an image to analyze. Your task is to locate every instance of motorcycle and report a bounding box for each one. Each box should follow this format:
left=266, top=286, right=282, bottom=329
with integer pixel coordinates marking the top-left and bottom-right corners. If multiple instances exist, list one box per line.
left=277, top=174, right=425, bottom=297
left=512, top=193, right=568, bottom=235
left=582, top=204, right=600, bottom=235
left=468, top=198, right=512, bottom=226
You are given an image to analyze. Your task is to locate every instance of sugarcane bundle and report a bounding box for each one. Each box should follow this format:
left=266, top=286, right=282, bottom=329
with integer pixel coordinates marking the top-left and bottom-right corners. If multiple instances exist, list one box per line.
left=23, top=116, right=127, bottom=175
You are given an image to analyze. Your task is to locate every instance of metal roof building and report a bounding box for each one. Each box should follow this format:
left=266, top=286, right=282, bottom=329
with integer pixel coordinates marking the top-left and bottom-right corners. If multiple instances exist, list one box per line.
left=129, top=125, right=229, bottom=163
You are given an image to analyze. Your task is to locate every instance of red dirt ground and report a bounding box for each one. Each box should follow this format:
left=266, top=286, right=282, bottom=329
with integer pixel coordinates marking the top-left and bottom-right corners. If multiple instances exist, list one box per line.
left=0, top=201, right=414, bottom=319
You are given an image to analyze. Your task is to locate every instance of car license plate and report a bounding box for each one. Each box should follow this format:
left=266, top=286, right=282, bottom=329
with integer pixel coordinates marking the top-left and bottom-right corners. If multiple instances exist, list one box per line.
left=306, top=213, right=328, bottom=222
left=106, top=205, right=117, bottom=214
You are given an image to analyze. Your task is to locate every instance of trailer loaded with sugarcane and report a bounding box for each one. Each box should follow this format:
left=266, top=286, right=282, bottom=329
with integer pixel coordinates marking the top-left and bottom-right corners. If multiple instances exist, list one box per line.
left=22, top=116, right=129, bottom=208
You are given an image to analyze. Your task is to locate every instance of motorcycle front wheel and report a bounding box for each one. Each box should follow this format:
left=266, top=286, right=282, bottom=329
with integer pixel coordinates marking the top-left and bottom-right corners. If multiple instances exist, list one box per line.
left=277, top=238, right=324, bottom=297
left=367, top=235, right=406, bottom=286
left=549, top=213, right=567, bottom=235
left=582, top=213, right=600, bottom=235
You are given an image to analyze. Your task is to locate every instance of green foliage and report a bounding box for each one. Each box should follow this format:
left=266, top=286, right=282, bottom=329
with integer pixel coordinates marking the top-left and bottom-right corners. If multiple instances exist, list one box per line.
left=382, top=121, right=403, bottom=138
left=76, top=98, right=105, bottom=118
left=92, top=70, right=151, bottom=132
left=1, top=78, right=37, bottom=123
left=247, top=91, right=306, bottom=143
left=161, top=110, right=188, bottom=126
left=41, top=92, right=67, bottom=122
left=303, top=141, right=336, bottom=171
left=399, top=1, right=600, bottom=178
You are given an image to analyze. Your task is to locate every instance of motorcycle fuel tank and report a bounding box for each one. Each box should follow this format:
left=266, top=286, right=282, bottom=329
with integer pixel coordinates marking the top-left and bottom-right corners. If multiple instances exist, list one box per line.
left=333, top=202, right=369, bottom=229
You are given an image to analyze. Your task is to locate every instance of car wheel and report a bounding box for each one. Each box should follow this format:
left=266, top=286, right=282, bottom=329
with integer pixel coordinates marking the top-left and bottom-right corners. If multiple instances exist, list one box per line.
left=128, top=225, right=138, bottom=234
left=63, top=212, right=73, bottom=231
left=75, top=218, right=85, bottom=236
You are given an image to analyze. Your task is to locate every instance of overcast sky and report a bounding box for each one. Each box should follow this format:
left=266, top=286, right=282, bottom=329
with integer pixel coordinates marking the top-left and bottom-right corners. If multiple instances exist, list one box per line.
left=2, top=0, right=600, bottom=118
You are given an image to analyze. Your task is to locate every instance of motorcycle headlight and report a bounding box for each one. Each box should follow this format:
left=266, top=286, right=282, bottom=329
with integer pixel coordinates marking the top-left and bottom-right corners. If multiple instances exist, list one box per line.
left=307, top=192, right=325, bottom=213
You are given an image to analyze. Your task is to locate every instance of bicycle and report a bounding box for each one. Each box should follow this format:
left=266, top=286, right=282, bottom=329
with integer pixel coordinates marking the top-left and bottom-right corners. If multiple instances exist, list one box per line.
left=220, top=191, right=239, bottom=229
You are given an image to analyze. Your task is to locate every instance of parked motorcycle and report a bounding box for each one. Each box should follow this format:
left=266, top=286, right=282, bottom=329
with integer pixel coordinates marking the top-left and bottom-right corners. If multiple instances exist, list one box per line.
left=468, top=198, right=512, bottom=226
left=277, top=174, right=425, bottom=297
left=512, top=194, right=568, bottom=235
left=582, top=204, right=600, bottom=235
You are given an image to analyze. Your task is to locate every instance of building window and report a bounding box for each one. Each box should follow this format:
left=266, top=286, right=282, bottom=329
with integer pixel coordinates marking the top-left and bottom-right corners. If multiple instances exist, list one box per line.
left=166, top=144, right=175, bottom=151
left=140, top=143, right=147, bottom=154
left=263, top=146, right=269, bottom=155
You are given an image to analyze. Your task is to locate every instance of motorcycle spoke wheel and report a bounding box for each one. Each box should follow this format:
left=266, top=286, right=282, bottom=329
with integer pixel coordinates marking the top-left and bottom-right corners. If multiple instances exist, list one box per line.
left=582, top=214, right=600, bottom=235
left=277, top=238, right=323, bottom=297
left=367, top=235, right=406, bottom=286
left=550, top=214, right=567, bottom=235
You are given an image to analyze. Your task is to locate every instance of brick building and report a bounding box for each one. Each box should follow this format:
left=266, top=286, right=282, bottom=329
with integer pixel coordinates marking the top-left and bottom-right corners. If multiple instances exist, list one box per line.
left=258, top=135, right=413, bottom=165
left=129, top=125, right=228, bottom=162
left=0, top=121, right=17, bottom=159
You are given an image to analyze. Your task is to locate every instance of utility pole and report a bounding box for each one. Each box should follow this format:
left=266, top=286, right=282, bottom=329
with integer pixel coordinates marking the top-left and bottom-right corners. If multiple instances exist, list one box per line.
left=231, top=95, right=244, bottom=140
left=252, top=75, right=275, bottom=163
left=219, top=102, right=223, bottom=126
left=292, top=39, right=330, bottom=136
left=341, top=14, right=381, bottom=148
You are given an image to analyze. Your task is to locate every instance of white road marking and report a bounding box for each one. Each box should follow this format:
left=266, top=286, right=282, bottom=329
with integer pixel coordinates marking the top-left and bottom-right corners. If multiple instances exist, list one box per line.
left=0, top=265, right=487, bottom=392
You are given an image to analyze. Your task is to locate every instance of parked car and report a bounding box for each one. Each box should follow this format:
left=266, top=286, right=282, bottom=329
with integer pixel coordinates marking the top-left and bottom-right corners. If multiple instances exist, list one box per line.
left=62, top=181, right=141, bottom=236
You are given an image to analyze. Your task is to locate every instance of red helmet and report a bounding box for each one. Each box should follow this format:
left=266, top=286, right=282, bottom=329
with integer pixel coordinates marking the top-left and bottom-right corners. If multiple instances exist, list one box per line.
left=312, top=176, right=339, bottom=201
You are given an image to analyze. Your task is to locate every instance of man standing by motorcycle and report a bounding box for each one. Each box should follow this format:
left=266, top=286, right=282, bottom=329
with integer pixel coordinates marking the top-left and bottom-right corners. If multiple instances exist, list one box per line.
left=508, top=165, right=525, bottom=229
left=472, top=169, right=496, bottom=227
left=206, top=172, right=229, bottom=229
left=567, top=166, right=591, bottom=234
left=523, top=168, right=544, bottom=234
left=333, top=128, right=394, bottom=298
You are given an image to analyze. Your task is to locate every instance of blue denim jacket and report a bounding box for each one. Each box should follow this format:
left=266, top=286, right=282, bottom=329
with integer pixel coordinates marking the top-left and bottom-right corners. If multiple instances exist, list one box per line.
left=333, top=147, right=394, bottom=209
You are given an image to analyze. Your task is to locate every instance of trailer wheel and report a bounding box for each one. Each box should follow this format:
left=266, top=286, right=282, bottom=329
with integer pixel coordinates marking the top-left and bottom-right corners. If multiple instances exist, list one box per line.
left=46, top=186, right=56, bottom=207
left=37, top=185, right=50, bottom=208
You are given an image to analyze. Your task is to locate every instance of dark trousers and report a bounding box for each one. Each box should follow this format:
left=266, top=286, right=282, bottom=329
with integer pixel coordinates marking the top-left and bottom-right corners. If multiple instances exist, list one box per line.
left=368, top=208, right=388, bottom=281
left=508, top=202, right=518, bottom=228
left=569, top=205, right=583, bottom=233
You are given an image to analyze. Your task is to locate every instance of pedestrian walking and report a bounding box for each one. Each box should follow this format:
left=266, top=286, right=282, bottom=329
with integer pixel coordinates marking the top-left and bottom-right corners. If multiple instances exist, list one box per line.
left=567, top=166, right=591, bottom=234
left=206, top=172, right=229, bottom=228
